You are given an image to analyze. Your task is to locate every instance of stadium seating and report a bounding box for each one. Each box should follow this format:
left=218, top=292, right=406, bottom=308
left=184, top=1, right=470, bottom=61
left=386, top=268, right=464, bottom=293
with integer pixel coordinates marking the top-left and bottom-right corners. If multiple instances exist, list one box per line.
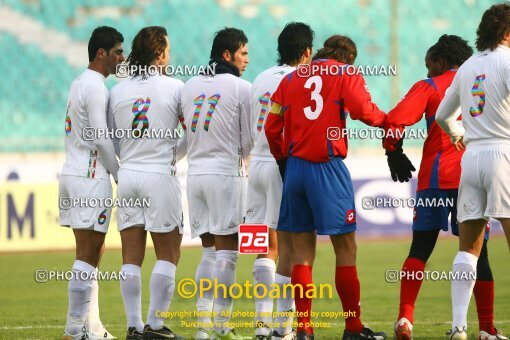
left=0, top=0, right=493, bottom=152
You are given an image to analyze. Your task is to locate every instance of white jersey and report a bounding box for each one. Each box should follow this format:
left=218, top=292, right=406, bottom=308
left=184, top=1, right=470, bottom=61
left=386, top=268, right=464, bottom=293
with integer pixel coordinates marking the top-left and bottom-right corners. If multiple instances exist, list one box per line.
left=62, top=69, right=119, bottom=180
left=250, top=65, right=295, bottom=161
left=181, top=73, right=252, bottom=176
left=109, top=74, right=184, bottom=175
left=437, top=45, right=510, bottom=145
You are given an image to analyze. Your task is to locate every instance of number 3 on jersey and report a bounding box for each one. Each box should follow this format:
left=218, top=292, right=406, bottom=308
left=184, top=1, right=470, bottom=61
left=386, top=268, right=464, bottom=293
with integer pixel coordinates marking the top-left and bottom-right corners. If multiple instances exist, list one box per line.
left=303, top=75, right=323, bottom=120
left=192, top=93, right=221, bottom=132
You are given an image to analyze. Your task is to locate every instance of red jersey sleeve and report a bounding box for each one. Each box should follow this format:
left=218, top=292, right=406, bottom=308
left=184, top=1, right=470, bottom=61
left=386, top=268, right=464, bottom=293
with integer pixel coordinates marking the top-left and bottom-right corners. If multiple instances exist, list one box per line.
left=341, top=74, right=386, bottom=128
left=383, top=80, right=434, bottom=151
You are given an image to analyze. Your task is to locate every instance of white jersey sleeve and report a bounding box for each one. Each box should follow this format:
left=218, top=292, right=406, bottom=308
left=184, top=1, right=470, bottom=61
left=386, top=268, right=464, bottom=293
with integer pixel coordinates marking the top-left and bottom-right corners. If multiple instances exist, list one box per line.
left=442, top=45, right=510, bottom=145
left=110, top=74, right=184, bottom=175
left=249, top=65, right=295, bottom=161
left=436, top=75, right=465, bottom=143
left=181, top=74, right=252, bottom=176
left=61, top=69, right=119, bottom=180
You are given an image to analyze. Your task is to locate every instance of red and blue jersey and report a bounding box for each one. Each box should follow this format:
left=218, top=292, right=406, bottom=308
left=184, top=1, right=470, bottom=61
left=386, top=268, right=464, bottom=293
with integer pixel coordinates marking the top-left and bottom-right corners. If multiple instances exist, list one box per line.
left=383, top=69, right=463, bottom=191
left=266, top=59, right=386, bottom=163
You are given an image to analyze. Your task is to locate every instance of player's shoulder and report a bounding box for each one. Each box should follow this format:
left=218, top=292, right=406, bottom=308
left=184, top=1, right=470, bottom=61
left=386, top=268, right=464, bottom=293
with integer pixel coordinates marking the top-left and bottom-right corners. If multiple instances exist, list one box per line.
left=254, top=65, right=294, bottom=86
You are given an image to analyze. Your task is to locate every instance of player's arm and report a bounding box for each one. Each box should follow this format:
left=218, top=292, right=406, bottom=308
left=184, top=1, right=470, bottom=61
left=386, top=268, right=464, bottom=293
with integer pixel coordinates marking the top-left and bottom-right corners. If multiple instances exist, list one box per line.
left=265, top=101, right=287, bottom=179
left=86, top=85, right=119, bottom=181
left=175, top=84, right=187, bottom=161
left=239, top=82, right=254, bottom=158
left=107, top=97, right=120, bottom=158
left=341, top=74, right=386, bottom=127
left=436, top=75, right=464, bottom=145
left=383, top=81, right=432, bottom=151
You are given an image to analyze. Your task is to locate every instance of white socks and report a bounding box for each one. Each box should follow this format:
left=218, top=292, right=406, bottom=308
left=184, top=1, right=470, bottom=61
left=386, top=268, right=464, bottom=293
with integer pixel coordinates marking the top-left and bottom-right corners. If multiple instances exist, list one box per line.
left=195, top=247, right=216, bottom=330
left=147, top=260, right=176, bottom=330
left=120, top=264, right=144, bottom=332
left=253, top=258, right=276, bottom=325
left=213, top=250, right=239, bottom=333
left=65, top=260, right=95, bottom=335
left=452, top=251, right=478, bottom=331
left=274, top=273, right=295, bottom=336
left=84, top=268, right=103, bottom=334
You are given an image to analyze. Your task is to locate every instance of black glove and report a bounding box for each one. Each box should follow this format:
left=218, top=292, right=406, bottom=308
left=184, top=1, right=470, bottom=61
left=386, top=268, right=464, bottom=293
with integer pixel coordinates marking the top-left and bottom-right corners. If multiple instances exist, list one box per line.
left=386, top=139, right=416, bottom=182
left=276, top=158, right=288, bottom=181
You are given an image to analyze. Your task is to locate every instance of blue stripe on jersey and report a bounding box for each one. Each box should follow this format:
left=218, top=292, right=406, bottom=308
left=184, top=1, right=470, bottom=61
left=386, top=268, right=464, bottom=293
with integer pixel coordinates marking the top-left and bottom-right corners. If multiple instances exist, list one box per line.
left=426, top=114, right=436, bottom=131
left=429, top=151, right=442, bottom=189
left=424, top=78, right=438, bottom=91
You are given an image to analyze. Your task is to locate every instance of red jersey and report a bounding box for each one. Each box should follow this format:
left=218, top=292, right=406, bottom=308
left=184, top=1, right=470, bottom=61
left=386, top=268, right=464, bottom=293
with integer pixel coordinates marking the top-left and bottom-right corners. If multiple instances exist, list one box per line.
left=266, top=59, right=386, bottom=163
left=383, top=69, right=462, bottom=191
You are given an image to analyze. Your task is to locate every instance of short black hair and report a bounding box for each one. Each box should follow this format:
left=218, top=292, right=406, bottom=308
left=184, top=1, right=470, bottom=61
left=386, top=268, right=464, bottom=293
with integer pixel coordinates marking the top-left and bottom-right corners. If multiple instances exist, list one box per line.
left=88, top=26, right=124, bottom=62
left=277, top=22, right=314, bottom=65
left=427, top=34, right=473, bottom=67
left=210, top=27, right=248, bottom=60
left=476, top=2, right=510, bottom=51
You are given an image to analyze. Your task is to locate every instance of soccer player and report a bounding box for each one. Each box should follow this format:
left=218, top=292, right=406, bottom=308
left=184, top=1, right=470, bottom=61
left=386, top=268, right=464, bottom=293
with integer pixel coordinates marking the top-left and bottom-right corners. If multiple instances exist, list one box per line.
left=265, top=35, right=387, bottom=340
left=181, top=28, right=252, bottom=340
left=111, top=27, right=184, bottom=340
left=383, top=34, right=505, bottom=340
left=436, top=4, right=510, bottom=339
left=59, top=26, right=124, bottom=340
left=246, top=22, right=314, bottom=340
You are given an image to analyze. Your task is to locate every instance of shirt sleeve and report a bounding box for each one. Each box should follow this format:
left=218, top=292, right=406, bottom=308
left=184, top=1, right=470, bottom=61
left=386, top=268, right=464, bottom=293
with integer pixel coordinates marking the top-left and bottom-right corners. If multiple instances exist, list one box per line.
left=86, top=84, right=119, bottom=180
left=106, top=96, right=120, bottom=158
left=266, top=79, right=287, bottom=160
left=341, top=74, right=386, bottom=128
left=436, top=75, right=464, bottom=143
left=383, top=80, right=433, bottom=151
left=239, top=80, right=253, bottom=158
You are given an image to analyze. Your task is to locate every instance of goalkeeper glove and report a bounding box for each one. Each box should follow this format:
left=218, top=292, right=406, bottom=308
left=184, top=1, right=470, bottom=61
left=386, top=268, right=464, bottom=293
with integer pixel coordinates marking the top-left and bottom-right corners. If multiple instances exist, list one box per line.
left=386, top=139, right=416, bottom=182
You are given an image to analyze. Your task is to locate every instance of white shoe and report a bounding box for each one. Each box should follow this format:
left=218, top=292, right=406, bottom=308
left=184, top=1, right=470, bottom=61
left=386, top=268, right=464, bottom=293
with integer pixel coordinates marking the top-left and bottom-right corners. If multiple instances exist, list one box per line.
left=195, top=328, right=211, bottom=340
left=63, top=326, right=105, bottom=340
left=447, top=326, right=468, bottom=340
left=394, top=318, right=413, bottom=340
left=479, top=329, right=509, bottom=340
left=89, top=324, right=116, bottom=339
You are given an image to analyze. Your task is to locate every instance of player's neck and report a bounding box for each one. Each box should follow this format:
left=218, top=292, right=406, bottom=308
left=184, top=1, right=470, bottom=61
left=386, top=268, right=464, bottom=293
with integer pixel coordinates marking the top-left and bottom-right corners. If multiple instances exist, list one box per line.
left=88, top=62, right=109, bottom=79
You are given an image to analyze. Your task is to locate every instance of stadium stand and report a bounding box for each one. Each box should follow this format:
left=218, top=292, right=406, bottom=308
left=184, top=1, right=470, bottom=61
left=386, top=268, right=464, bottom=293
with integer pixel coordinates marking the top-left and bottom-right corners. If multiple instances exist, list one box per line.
left=0, top=0, right=494, bottom=152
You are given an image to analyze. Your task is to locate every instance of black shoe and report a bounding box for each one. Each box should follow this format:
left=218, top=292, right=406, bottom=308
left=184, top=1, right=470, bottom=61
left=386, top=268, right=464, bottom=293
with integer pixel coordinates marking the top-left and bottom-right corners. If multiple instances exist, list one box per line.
left=296, top=331, right=314, bottom=340
left=142, top=324, right=183, bottom=339
left=271, top=329, right=296, bottom=339
left=126, top=327, right=143, bottom=340
left=342, top=326, right=387, bottom=339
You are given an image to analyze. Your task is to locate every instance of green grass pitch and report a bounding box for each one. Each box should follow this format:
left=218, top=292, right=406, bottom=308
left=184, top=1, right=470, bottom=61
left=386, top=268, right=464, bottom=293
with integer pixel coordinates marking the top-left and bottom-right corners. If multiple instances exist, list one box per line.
left=1, top=237, right=509, bottom=339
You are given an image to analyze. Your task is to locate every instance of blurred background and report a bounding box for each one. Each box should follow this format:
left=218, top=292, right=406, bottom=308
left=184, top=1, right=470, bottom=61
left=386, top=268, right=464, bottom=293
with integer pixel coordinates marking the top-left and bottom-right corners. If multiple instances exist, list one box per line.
left=0, top=0, right=503, bottom=252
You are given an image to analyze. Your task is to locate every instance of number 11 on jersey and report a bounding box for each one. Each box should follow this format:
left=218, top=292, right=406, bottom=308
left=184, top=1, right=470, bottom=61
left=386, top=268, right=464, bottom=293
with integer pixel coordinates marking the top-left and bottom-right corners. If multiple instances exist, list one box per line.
left=192, top=93, right=221, bottom=132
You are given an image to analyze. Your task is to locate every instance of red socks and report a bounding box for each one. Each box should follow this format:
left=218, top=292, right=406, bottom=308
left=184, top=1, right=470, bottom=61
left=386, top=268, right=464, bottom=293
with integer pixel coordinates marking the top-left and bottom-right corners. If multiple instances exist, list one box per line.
left=474, top=280, right=495, bottom=334
left=292, top=265, right=314, bottom=334
left=398, top=257, right=426, bottom=324
left=335, top=266, right=364, bottom=333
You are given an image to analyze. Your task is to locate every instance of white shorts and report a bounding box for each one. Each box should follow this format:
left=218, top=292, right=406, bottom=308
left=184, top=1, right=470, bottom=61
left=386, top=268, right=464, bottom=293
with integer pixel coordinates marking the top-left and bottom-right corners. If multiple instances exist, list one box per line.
left=187, top=175, right=246, bottom=238
left=59, top=175, right=112, bottom=233
left=245, top=160, right=283, bottom=228
left=117, top=169, right=183, bottom=233
left=458, top=140, right=510, bottom=223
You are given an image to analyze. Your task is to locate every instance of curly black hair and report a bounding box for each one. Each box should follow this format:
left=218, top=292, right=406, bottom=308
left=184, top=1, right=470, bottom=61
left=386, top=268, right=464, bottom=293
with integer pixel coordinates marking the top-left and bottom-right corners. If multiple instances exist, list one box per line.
left=476, top=2, right=510, bottom=51
left=427, top=34, right=473, bottom=67
left=313, top=35, right=357, bottom=64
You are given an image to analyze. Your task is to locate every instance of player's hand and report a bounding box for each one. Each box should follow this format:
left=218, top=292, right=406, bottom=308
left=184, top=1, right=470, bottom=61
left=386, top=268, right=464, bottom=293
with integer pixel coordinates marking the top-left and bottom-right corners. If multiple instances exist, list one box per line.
left=453, top=137, right=465, bottom=151
left=276, top=158, right=288, bottom=181
left=385, top=140, right=416, bottom=182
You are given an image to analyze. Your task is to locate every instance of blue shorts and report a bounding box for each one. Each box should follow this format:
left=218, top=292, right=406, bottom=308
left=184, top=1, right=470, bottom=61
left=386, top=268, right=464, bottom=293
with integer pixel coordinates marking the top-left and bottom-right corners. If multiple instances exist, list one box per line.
left=277, top=156, right=356, bottom=235
left=413, top=189, right=489, bottom=240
